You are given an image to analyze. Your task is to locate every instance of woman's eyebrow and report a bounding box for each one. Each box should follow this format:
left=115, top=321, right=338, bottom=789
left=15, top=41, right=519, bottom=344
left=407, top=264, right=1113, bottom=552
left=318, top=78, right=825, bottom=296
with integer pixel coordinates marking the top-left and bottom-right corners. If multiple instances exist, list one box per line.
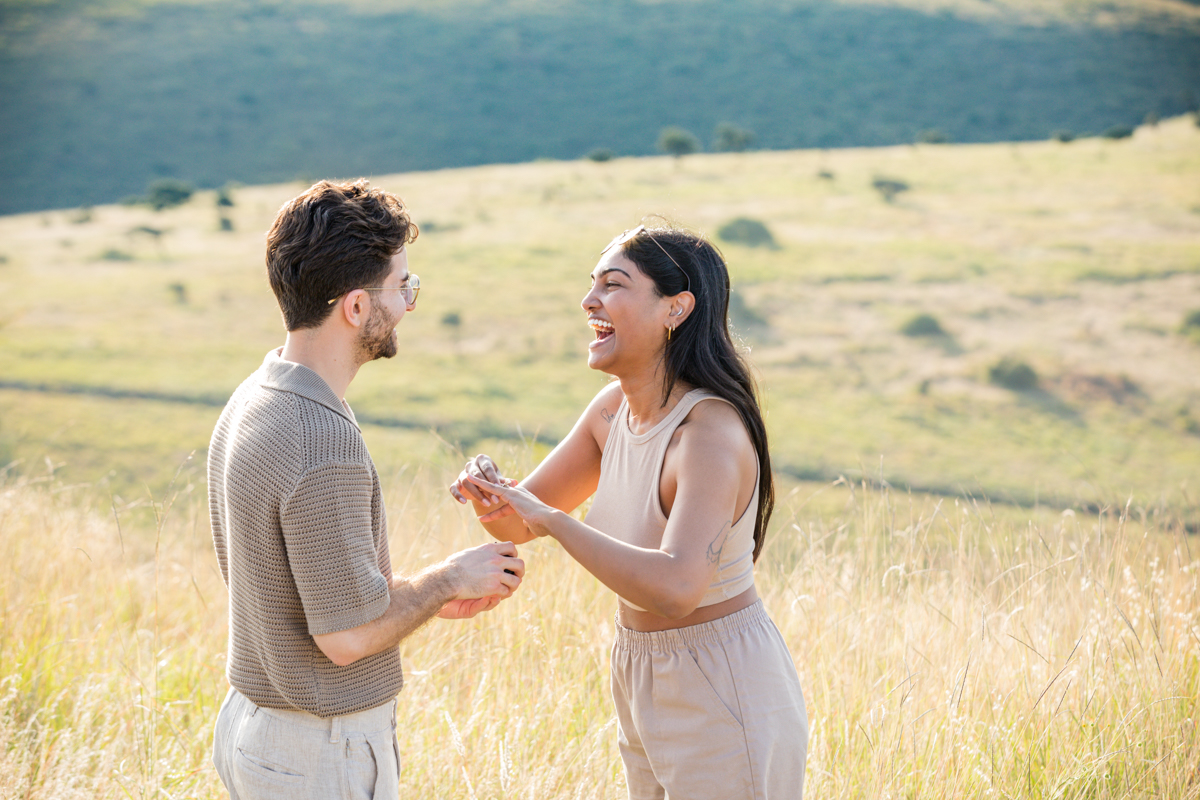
left=592, top=267, right=632, bottom=280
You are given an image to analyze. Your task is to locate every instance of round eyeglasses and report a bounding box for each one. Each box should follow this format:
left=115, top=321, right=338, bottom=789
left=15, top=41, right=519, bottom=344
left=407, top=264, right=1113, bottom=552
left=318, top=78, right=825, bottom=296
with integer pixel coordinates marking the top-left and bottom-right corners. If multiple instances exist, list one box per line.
left=327, top=274, right=420, bottom=307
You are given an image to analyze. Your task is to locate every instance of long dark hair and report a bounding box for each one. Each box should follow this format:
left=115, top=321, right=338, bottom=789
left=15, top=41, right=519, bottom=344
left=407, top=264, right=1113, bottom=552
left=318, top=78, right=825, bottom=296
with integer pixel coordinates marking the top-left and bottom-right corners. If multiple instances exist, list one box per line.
left=619, top=227, right=775, bottom=561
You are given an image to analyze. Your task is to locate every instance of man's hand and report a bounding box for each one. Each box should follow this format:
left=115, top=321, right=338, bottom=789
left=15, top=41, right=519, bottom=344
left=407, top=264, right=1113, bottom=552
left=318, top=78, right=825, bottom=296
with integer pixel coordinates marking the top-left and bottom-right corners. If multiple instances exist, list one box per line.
left=443, top=540, right=525, bottom=600
left=315, top=542, right=524, bottom=666
left=437, top=596, right=501, bottom=619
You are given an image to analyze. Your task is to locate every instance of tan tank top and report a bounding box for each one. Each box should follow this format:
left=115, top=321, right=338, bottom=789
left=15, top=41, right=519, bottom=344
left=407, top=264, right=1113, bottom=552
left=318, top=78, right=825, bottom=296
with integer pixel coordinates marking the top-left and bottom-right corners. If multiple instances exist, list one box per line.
left=583, top=388, right=758, bottom=612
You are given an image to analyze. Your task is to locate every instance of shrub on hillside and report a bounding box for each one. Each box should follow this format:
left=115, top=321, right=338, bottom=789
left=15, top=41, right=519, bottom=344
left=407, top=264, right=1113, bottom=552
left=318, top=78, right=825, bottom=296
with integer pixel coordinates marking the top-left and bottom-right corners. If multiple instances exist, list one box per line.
left=1182, top=309, right=1200, bottom=340
left=713, top=122, right=754, bottom=152
left=216, top=186, right=235, bottom=207
left=716, top=217, right=777, bottom=249
left=147, top=179, right=193, bottom=211
left=872, top=176, right=909, bottom=203
left=988, top=357, right=1038, bottom=391
left=1051, top=129, right=1075, bottom=143
left=1102, top=125, right=1134, bottom=140
left=586, top=148, right=614, bottom=162
left=657, top=127, right=700, bottom=158
left=900, top=313, right=945, bottom=337
left=442, top=310, right=463, bottom=352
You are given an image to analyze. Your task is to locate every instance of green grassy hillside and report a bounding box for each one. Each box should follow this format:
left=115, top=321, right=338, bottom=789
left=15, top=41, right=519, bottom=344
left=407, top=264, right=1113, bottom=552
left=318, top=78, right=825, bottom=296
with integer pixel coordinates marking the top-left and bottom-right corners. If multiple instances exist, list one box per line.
left=1, top=0, right=1198, bottom=213
left=1, top=117, right=1197, bottom=518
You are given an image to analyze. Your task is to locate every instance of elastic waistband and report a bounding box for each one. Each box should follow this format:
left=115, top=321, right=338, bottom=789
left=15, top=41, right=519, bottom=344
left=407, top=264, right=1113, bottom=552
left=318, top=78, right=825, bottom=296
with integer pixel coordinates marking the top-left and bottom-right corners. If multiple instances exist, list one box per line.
left=614, top=600, right=769, bottom=655
left=234, top=688, right=396, bottom=739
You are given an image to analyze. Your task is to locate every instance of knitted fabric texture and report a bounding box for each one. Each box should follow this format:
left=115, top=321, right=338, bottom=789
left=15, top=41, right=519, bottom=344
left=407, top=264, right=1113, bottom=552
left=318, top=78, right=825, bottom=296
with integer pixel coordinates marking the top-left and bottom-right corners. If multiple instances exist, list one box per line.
left=208, top=349, right=403, bottom=717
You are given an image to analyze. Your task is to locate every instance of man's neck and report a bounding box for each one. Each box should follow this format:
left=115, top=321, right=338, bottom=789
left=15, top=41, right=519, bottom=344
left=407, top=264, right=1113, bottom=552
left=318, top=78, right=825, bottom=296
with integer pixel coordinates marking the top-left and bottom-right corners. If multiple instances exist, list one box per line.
left=280, top=328, right=361, bottom=400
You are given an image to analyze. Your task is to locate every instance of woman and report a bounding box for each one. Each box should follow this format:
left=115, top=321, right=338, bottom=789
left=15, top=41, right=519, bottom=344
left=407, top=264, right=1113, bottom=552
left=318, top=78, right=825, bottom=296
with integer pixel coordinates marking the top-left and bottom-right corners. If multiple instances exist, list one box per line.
left=450, top=224, right=808, bottom=799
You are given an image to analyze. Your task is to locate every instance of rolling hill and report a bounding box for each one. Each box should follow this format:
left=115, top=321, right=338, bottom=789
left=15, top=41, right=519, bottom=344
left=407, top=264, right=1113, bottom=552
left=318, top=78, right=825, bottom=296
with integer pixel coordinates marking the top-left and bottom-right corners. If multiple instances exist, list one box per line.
left=1, top=0, right=1198, bottom=213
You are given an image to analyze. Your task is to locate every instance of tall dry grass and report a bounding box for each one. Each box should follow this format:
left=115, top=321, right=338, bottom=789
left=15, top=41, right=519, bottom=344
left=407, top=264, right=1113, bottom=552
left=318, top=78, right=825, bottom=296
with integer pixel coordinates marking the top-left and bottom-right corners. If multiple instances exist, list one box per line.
left=1, top=458, right=1197, bottom=798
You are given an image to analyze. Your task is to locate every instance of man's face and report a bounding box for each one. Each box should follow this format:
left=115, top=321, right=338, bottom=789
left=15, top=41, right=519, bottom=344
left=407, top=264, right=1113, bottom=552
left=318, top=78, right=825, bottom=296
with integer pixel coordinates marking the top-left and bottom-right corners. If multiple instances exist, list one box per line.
left=357, top=249, right=412, bottom=363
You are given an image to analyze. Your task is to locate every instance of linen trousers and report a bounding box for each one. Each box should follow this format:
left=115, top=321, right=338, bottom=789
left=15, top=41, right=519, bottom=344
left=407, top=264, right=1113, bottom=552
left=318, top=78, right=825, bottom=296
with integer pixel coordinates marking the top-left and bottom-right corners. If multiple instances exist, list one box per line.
left=611, top=601, right=808, bottom=800
left=213, top=686, right=401, bottom=800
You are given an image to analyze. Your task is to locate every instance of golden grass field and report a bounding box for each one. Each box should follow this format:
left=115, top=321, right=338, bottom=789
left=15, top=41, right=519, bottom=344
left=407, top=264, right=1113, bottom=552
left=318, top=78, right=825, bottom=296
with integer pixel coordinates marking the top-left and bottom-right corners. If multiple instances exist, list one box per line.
left=1, top=115, right=1198, bottom=797
left=2, top=460, right=1197, bottom=798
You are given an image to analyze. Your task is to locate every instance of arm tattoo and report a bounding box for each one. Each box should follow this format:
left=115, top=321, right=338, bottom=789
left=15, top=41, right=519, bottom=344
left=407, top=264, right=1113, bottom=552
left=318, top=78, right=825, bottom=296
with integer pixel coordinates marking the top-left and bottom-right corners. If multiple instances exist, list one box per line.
left=706, top=520, right=733, bottom=565
left=600, top=408, right=615, bottom=424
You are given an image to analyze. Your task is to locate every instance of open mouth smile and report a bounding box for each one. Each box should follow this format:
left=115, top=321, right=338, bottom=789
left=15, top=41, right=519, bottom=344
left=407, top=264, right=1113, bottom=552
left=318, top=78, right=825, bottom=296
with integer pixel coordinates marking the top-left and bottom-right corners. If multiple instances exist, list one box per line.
left=589, top=318, right=614, bottom=342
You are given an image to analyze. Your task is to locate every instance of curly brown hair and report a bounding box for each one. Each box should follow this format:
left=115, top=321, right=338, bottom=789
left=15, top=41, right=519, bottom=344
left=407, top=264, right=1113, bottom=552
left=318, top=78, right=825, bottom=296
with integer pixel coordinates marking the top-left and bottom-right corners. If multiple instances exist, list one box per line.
left=266, top=179, right=418, bottom=331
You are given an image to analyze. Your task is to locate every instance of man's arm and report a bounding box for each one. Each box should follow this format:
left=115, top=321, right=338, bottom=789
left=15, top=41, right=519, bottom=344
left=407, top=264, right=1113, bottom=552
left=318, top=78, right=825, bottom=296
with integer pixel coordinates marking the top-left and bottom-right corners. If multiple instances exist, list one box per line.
left=313, top=541, right=523, bottom=666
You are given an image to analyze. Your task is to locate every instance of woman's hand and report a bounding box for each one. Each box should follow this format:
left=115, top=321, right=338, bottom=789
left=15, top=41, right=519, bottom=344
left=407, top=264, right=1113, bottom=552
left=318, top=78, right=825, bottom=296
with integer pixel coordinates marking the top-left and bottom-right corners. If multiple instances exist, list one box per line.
left=465, top=472, right=559, bottom=536
left=450, top=454, right=516, bottom=518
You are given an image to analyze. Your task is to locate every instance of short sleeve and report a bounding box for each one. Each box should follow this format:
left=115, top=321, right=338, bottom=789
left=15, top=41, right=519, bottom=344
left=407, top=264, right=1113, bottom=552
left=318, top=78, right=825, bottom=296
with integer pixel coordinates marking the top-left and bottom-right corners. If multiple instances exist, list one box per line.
left=280, top=462, right=391, bottom=636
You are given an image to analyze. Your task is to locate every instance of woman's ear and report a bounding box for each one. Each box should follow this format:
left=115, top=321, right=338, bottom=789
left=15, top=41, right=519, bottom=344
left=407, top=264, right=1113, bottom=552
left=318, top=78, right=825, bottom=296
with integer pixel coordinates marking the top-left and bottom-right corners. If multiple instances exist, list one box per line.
left=671, top=291, right=696, bottom=323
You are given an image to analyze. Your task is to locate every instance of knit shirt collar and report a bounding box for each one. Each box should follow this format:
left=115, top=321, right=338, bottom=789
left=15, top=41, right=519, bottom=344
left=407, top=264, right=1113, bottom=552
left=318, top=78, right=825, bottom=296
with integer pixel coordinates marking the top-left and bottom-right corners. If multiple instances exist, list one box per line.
left=256, top=348, right=359, bottom=429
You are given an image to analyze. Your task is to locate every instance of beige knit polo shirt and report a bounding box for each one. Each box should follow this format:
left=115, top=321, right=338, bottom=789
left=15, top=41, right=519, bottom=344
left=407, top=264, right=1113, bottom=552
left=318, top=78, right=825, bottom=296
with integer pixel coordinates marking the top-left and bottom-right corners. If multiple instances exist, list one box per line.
left=208, top=348, right=403, bottom=717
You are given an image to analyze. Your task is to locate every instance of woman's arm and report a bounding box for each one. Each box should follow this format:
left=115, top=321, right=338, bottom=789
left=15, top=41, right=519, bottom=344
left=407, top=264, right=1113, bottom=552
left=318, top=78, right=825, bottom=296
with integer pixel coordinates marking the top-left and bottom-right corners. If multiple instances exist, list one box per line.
left=468, top=401, right=755, bottom=618
left=450, top=382, right=625, bottom=543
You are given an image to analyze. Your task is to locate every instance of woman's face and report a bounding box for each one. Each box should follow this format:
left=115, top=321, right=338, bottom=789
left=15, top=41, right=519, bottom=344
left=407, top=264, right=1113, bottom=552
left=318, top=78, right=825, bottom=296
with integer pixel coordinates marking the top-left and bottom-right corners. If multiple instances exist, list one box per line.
left=581, top=248, right=675, bottom=375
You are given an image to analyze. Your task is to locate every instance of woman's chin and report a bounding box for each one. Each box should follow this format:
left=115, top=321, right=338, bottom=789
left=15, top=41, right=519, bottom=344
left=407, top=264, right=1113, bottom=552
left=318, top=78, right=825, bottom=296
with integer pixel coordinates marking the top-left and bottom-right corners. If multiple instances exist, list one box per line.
left=587, top=335, right=614, bottom=369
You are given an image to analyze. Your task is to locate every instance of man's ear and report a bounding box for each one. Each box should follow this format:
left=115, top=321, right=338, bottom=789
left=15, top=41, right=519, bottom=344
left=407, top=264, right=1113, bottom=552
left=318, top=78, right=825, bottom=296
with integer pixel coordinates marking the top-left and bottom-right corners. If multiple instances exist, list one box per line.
left=334, top=290, right=370, bottom=329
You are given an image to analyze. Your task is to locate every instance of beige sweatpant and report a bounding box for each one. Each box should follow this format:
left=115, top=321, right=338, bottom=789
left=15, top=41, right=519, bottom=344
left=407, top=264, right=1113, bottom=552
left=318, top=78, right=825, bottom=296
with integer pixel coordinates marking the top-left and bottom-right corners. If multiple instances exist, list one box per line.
left=611, top=601, right=808, bottom=800
left=212, top=687, right=400, bottom=800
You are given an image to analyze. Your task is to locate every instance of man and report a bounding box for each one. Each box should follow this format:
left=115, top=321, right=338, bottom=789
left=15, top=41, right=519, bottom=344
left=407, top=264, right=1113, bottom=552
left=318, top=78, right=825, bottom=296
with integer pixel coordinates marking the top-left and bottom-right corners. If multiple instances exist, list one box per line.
left=208, top=179, right=523, bottom=799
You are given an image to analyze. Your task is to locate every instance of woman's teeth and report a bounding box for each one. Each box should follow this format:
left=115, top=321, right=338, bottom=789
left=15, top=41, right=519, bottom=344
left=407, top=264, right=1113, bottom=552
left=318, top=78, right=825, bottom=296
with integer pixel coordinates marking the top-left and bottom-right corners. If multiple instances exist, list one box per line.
left=589, top=319, right=614, bottom=339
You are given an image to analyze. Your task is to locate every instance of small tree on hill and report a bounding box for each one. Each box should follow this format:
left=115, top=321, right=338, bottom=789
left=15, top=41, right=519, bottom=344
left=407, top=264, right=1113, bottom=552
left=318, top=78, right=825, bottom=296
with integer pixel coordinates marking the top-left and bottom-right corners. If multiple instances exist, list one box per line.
left=658, top=127, right=700, bottom=159
left=147, top=179, right=193, bottom=211
left=713, top=122, right=753, bottom=152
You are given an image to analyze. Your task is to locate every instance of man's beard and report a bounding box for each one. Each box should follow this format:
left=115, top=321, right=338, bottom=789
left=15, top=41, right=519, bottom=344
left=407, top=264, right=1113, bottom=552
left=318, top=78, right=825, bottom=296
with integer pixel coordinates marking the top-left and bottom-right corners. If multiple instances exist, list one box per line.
left=358, top=304, right=398, bottom=361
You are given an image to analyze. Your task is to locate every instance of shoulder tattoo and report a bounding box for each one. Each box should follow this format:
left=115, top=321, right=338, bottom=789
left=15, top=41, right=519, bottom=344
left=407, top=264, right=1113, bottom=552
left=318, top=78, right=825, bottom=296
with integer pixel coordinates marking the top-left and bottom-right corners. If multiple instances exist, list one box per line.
left=600, top=408, right=615, bottom=424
